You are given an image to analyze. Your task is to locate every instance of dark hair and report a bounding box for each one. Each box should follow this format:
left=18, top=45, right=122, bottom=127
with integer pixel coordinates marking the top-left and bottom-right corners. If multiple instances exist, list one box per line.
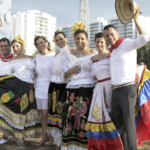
left=55, top=31, right=66, bottom=38
left=94, top=32, right=104, bottom=41
left=0, top=38, right=11, bottom=47
left=103, top=24, right=117, bottom=31
left=74, top=30, right=88, bottom=39
left=11, top=40, right=22, bottom=46
left=34, top=36, right=51, bottom=52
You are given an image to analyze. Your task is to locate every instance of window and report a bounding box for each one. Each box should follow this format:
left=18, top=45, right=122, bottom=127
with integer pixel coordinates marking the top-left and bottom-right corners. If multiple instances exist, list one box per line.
left=128, top=35, right=133, bottom=38
left=90, top=23, right=98, bottom=26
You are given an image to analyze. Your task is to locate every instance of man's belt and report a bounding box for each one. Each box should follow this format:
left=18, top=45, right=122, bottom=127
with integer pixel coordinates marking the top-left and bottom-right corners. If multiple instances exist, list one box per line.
left=112, top=82, right=135, bottom=90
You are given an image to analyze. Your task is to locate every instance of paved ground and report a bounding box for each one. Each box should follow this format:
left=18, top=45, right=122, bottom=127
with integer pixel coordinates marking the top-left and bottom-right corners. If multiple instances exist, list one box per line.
left=138, top=141, right=150, bottom=150
left=0, top=131, right=150, bottom=150
left=0, top=132, right=55, bottom=150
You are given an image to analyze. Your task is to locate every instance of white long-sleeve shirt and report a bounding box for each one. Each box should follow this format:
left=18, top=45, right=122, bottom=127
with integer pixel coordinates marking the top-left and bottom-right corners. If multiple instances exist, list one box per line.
left=0, top=58, right=6, bottom=69
left=110, top=34, right=148, bottom=86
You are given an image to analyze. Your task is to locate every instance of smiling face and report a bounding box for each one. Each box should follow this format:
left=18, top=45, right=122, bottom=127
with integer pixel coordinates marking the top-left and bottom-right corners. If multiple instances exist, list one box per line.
left=55, top=33, right=67, bottom=48
left=35, top=38, right=48, bottom=52
left=1, top=41, right=11, bottom=57
left=95, top=37, right=106, bottom=51
left=74, top=33, right=88, bottom=50
left=12, top=42, right=23, bottom=55
left=103, top=27, right=120, bottom=46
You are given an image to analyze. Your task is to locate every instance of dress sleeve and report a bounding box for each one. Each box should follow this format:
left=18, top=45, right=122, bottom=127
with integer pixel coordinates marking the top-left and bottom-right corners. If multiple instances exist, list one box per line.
left=58, top=47, right=77, bottom=82
left=125, top=34, right=149, bottom=51
left=50, top=56, right=60, bottom=75
left=0, top=61, right=13, bottom=75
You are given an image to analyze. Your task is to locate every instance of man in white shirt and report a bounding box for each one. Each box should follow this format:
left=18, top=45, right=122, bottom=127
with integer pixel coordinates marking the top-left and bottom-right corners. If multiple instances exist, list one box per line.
left=103, top=8, right=148, bottom=150
left=0, top=38, right=14, bottom=69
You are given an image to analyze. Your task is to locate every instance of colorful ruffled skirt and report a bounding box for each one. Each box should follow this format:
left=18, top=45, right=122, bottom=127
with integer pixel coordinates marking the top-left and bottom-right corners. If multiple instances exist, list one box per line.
left=85, top=79, right=124, bottom=150
left=135, top=68, right=150, bottom=146
left=47, top=82, right=67, bottom=146
left=0, top=75, right=42, bottom=139
left=61, top=87, right=94, bottom=150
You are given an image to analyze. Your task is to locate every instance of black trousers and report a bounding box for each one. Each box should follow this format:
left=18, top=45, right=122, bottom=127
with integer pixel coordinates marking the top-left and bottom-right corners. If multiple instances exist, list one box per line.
left=111, top=84, right=137, bottom=150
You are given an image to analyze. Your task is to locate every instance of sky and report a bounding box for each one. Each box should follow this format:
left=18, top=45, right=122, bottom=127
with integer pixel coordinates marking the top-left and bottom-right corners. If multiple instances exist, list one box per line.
left=12, top=0, right=150, bottom=28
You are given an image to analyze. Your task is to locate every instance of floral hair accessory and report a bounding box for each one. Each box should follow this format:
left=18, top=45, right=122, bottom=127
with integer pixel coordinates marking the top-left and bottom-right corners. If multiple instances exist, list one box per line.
left=53, top=27, right=62, bottom=42
left=13, top=35, right=26, bottom=52
left=72, top=22, right=86, bottom=33
left=71, top=22, right=86, bottom=42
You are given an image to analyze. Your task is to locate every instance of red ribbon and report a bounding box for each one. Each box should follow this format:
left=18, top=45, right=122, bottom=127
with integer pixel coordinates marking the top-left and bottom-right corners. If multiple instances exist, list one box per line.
left=0, top=53, right=14, bottom=62
left=109, top=38, right=124, bottom=53
left=98, top=77, right=111, bottom=83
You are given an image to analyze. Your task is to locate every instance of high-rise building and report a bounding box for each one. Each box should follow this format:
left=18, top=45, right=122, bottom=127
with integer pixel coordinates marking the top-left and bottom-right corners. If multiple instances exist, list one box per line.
left=109, top=18, right=137, bottom=39
left=89, top=17, right=108, bottom=49
left=62, top=26, right=75, bottom=48
left=62, top=15, right=150, bottom=49
left=11, top=10, right=56, bottom=55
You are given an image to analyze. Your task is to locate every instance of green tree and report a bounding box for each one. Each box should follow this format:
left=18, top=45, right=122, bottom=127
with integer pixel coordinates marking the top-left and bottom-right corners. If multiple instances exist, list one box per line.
left=137, top=41, right=150, bottom=70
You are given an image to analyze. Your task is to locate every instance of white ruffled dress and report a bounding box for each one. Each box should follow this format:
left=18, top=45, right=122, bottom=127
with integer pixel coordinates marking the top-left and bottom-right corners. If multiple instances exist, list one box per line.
left=85, top=58, right=124, bottom=150
left=47, top=47, right=76, bottom=147
left=0, top=58, right=42, bottom=139
left=61, top=52, right=97, bottom=150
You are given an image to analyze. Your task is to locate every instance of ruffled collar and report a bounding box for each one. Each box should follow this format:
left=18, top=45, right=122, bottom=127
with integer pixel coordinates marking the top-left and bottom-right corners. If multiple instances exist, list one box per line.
left=109, top=38, right=124, bottom=53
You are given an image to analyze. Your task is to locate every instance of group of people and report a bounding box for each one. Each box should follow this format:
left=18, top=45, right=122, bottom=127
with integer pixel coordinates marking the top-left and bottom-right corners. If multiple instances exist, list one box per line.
left=0, top=7, right=149, bottom=150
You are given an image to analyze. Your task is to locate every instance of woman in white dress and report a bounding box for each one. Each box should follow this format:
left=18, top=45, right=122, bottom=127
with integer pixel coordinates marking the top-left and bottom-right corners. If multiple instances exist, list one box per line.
left=0, top=35, right=41, bottom=146
left=85, top=33, right=124, bottom=150
left=61, top=22, right=97, bottom=150
left=34, top=36, right=55, bottom=145
left=47, top=29, right=77, bottom=150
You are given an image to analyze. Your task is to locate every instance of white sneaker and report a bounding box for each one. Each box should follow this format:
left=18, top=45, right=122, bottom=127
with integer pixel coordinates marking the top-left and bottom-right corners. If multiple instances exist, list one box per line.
left=0, top=138, right=9, bottom=144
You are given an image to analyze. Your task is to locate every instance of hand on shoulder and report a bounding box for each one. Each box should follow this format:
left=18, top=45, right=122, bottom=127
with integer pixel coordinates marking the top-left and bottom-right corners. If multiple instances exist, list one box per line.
left=91, top=55, right=97, bottom=61
left=91, top=50, right=110, bottom=62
